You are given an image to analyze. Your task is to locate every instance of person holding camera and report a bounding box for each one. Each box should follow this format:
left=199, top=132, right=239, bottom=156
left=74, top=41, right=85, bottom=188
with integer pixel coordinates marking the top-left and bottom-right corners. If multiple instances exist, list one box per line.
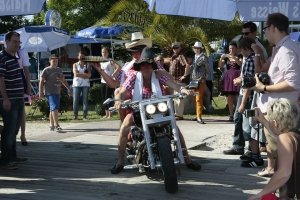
left=219, top=42, right=242, bottom=122
left=248, top=99, right=300, bottom=200
left=234, top=37, right=266, bottom=167
left=251, top=13, right=300, bottom=180
left=223, top=22, right=268, bottom=160
left=223, top=37, right=256, bottom=157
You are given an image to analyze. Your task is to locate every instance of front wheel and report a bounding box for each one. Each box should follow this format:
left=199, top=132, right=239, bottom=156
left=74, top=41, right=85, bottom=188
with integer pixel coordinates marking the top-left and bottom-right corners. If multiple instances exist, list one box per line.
left=157, top=136, right=178, bottom=193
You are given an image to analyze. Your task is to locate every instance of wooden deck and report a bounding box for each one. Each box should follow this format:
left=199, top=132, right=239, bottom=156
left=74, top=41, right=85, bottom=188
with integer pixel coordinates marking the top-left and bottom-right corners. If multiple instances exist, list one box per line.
left=0, top=122, right=268, bottom=200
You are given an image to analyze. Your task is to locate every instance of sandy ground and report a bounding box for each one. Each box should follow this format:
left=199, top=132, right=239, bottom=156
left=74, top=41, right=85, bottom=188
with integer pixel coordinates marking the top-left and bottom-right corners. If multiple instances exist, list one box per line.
left=18, top=121, right=75, bottom=138
left=20, top=120, right=234, bottom=152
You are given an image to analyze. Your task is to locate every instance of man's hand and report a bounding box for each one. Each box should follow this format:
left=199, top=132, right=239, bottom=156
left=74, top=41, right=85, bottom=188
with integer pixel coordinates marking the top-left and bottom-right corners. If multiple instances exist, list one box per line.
left=68, top=89, right=73, bottom=97
left=181, top=88, right=193, bottom=96
left=2, top=99, right=11, bottom=112
left=179, top=75, right=185, bottom=81
left=251, top=74, right=264, bottom=92
left=233, top=77, right=242, bottom=86
left=91, top=62, right=102, bottom=72
left=251, top=43, right=262, bottom=54
left=238, top=103, right=245, bottom=113
left=114, top=101, right=121, bottom=109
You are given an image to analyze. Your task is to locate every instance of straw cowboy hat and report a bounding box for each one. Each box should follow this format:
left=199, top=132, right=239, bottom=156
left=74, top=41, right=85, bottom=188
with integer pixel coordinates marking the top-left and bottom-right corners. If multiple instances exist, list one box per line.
left=125, top=32, right=152, bottom=51
left=193, top=41, right=203, bottom=48
left=133, top=47, right=158, bottom=71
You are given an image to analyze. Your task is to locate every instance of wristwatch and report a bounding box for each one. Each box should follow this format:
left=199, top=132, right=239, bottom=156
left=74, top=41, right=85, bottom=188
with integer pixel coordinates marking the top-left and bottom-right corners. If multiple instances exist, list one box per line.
left=263, top=85, right=267, bottom=92
left=40, top=92, right=44, bottom=94
left=255, top=54, right=261, bottom=57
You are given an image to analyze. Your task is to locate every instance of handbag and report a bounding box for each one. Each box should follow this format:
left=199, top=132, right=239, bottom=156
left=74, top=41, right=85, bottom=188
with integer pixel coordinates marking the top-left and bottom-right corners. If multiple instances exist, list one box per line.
left=261, top=133, right=299, bottom=200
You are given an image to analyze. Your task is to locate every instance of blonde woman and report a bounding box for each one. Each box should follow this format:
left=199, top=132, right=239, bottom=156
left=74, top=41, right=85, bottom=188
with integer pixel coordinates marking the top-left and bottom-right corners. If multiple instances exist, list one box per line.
left=248, top=98, right=300, bottom=199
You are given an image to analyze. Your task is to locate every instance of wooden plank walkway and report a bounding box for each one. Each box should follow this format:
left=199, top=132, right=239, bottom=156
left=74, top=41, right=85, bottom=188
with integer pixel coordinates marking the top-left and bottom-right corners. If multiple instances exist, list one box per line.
left=0, top=122, right=269, bottom=200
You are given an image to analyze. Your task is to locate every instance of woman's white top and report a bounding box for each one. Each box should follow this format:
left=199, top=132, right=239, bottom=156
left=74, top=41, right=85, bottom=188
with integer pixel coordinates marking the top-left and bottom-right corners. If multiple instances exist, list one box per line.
left=72, top=62, right=90, bottom=87
left=101, top=61, right=115, bottom=84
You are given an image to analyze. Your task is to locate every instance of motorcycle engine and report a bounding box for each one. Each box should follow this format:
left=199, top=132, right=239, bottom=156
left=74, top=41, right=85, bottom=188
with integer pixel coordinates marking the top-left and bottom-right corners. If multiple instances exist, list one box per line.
left=131, top=127, right=143, bottom=142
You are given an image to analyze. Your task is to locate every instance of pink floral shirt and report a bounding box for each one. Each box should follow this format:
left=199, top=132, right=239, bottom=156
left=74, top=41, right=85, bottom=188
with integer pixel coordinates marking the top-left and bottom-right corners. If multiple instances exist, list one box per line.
left=122, top=71, right=169, bottom=99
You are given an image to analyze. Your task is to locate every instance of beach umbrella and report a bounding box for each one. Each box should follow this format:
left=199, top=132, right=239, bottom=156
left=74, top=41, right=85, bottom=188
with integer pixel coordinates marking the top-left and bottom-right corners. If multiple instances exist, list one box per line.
left=290, top=32, right=300, bottom=43
left=15, top=26, right=70, bottom=77
left=75, top=24, right=132, bottom=59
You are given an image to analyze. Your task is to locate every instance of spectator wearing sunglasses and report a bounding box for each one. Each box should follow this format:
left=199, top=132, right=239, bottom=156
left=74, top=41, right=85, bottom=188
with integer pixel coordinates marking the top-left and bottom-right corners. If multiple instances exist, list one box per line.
left=223, top=22, right=269, bottom=159
left=169, top=42, right=190, bottom=120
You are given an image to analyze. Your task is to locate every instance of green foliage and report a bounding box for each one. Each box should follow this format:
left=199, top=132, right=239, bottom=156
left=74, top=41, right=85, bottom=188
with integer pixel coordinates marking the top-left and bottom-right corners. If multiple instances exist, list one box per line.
left=32, top=0, right=118, bottom=34
left=98, top=0, right=243, bottom=57
left=94, top=104, right=105, bottom=116
left=88, top=83, right=102, bottom=104
left=31, top=96, right=50, bottom=117
left=102, top=44, right=132, bottom=63
left=0, top=16, right=31, bottom=33
left=31, top=89, right=73, bottom=117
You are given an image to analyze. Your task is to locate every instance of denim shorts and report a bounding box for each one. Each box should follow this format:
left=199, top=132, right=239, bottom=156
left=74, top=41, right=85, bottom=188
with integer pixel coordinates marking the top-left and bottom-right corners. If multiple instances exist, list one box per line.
left=46, top=94, right=60, bottom=111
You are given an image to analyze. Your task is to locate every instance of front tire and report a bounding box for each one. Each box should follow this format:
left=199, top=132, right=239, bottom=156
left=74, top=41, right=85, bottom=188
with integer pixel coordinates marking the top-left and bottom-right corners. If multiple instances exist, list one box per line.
left=157, top=136, right=178, bottom=193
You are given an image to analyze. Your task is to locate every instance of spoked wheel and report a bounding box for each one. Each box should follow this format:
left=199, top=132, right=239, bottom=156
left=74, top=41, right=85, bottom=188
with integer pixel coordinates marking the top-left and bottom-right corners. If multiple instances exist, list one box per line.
left=157, top=136, right=178, bottom=193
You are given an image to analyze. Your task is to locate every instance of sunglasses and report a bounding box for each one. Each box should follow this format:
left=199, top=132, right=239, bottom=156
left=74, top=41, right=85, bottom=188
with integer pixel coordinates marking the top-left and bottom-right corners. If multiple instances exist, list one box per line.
left=173, top=47, right=179, bottom=49
left=157, top=59, right=164, bottom=62
left=194, top=47, right=201, bottom=50
left=263, top=25, right=271, bottom=32
left=241, top=32, right=252, bottom=36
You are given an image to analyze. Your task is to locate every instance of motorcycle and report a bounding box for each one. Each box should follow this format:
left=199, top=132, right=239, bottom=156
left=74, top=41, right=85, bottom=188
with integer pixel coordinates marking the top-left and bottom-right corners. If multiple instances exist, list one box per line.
left=104, top=81, right=199, bottom=193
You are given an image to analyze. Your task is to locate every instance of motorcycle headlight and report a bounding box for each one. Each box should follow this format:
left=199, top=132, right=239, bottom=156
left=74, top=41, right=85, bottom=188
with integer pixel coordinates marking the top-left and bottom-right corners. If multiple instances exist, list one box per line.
left=157, top=102, right=167, bottom=112
left=146, top=104, right=156, bottom=114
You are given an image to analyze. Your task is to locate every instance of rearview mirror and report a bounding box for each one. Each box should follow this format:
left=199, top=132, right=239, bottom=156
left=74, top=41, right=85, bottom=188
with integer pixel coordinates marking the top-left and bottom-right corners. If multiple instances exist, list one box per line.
left=103, top=98, right=114, bottom=105
left=185, top=80, right=199, bottom=90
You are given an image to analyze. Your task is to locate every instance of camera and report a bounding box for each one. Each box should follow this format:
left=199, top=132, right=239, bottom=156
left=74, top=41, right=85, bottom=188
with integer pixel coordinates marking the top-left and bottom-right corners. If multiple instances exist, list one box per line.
left=242, top=72, right=270, bottom=89
left=245, top=109, right=258, bottom=118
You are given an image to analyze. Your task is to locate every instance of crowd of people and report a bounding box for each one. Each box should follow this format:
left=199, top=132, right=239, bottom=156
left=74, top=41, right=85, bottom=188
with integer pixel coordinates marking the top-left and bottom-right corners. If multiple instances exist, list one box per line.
left=0, top=12, right=300, bottom=198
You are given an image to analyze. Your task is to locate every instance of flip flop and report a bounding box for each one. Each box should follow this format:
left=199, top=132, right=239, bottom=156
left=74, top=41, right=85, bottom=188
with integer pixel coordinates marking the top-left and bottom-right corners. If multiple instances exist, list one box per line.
left=257, top=168, right=274, bottom=177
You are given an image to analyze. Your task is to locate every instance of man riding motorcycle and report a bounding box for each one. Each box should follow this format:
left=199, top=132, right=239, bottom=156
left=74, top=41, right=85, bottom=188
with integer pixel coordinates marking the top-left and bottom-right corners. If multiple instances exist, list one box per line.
left=111, top=47, right=201, bottom=174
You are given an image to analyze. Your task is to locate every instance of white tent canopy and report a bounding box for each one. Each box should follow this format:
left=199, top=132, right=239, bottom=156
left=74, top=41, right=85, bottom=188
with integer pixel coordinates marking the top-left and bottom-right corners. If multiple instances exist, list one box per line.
left=144, top=0, right=300, bottom=22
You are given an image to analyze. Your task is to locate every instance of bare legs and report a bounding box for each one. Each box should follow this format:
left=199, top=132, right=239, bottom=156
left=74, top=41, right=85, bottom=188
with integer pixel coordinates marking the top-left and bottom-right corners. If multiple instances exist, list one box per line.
left=49, top=109, right=59, bottom=127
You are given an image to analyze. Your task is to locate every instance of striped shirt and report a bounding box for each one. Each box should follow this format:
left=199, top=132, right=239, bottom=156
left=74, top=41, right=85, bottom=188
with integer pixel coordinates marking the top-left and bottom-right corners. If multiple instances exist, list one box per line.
left=0, top=50, right=24, bottom=99
left=169, top=54, right=189, bottom=83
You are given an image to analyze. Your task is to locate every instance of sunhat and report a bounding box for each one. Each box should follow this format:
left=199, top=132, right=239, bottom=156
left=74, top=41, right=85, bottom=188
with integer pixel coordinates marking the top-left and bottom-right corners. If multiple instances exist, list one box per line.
left=193, top=41, right=203, bottom=48
left=133, top=47, right=158, bottom=71
left=125, top=32, right=152, bottom=51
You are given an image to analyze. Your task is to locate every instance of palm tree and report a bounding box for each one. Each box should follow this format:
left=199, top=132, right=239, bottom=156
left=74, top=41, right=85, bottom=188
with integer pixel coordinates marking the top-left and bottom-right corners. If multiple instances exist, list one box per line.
left=97, top=0, right=242, bottom=56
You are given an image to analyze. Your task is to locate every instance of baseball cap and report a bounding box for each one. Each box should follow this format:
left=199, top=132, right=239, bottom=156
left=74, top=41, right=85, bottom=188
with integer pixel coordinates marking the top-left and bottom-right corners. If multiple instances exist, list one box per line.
left=172, top=41, right=181, bottom=48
